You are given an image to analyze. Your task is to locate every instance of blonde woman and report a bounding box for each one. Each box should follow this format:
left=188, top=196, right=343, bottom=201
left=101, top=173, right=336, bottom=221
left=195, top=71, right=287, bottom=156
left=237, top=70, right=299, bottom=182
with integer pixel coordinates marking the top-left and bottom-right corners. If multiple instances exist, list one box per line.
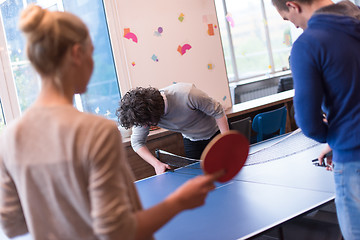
left=0, top=5, right=221, bottom=240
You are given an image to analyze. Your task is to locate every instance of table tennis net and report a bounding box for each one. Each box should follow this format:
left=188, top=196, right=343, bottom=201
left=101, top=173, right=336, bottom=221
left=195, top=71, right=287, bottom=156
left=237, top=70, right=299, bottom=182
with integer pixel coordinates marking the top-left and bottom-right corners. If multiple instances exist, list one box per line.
left=245, top=128, right=321, bottom=166
left=156, top=129, right=321, bottom=168
left=155, top=149, right=200, bottom=168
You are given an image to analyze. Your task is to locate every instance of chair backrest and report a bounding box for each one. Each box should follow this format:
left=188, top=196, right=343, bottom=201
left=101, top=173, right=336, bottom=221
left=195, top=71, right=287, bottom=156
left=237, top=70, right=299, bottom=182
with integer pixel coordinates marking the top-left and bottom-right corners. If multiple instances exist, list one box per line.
left=252, top=106, right=287, bottom=142
left=229, top=117, right=252, bottom=142
left=277, top=76, right=293, bottom=93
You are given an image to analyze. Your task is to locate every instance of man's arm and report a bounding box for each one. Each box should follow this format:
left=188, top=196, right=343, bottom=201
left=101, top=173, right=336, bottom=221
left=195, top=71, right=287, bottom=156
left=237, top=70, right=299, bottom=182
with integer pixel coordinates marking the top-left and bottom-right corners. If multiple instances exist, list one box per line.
left=136, top=146, right=171, bottom=174
left=291, top=40, right=328, bottom=142
left=130, top=126, right=170, bottom=174
left=215, top=115, right=230, bottom=133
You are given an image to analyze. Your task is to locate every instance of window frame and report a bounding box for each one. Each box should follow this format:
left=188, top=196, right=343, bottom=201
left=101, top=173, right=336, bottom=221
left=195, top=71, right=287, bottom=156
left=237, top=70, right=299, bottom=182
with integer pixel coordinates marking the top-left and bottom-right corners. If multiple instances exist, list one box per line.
left=216, top=0, right=294, bottom=84
left=0, top=12, right=21, bottom=124
left=103, top=0, right=133, bottom=95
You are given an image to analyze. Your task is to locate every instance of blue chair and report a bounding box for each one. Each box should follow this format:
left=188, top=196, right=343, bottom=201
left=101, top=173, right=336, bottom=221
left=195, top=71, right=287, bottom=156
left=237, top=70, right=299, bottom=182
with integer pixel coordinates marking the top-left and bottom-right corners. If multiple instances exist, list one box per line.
left=252, top=106, right=287, bottom=142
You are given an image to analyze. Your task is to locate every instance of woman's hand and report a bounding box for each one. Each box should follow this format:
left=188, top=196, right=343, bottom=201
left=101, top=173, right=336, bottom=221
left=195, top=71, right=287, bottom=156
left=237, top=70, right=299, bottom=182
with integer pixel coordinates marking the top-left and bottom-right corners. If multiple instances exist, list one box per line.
left=166, top=171, right=224, bottom=210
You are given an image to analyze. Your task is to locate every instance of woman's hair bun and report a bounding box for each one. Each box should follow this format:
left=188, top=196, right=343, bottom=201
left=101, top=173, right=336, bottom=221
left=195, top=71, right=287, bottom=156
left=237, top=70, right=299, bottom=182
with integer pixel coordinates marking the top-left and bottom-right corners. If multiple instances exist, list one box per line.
left=19, top=4, right=46, bottom=33
left=18, top=4, right=89, bottom=77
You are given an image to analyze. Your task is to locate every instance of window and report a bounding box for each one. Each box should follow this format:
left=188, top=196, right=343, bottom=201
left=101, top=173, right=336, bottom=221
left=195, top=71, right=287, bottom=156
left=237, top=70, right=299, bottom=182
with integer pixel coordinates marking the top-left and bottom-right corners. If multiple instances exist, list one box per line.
left=0, top=0, right=120, bottom=120
left=0, top=1, right=40, bottom=113
left=216, top=0, right=360, bottom=83
left=0, top=99, right=5, bottom=133
left=214, top=0, right=296, bottom=82
left=264, top=0, right=294, bottom=71
left=0, top=0, right=359, bottom=123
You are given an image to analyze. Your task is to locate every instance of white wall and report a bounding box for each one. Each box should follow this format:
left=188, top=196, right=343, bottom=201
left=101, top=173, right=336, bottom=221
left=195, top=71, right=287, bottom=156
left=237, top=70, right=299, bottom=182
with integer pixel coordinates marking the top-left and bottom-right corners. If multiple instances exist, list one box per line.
left=108, top=0, right=232, bottom=109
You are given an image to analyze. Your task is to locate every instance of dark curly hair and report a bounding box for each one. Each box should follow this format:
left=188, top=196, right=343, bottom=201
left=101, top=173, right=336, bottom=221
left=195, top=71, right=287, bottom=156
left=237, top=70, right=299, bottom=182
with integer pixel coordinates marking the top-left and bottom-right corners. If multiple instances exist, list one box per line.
left=116, top=87, right=165, bottom=129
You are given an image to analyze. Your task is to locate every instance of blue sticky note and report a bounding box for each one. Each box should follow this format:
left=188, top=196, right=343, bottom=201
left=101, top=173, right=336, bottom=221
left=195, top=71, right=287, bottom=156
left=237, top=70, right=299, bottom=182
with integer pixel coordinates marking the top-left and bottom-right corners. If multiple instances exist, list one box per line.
left=151, top=54, right=159, bottom=62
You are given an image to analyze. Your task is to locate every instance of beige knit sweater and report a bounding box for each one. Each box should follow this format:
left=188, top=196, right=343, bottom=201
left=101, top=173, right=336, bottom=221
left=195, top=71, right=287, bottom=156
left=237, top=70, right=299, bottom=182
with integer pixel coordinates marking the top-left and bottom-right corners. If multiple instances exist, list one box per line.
left=0, top=105, right=143, bottom=240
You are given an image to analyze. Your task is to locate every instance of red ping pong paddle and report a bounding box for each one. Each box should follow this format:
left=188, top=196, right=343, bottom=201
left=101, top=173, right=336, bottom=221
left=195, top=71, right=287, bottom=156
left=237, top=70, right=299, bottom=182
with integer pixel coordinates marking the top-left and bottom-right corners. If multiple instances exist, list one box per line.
left=201, top=130, right=249, bottom=182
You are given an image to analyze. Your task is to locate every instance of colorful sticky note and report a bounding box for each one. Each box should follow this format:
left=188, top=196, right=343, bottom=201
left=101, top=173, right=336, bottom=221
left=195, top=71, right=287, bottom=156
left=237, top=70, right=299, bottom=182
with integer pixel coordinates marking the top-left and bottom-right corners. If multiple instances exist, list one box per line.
left=154, top=27, right=163, bottom=37
left=124, top=28, right=138, bottom=43
left=178, top=13, right=184, bottom=22
left=151, top=54, right=159, bottom=62
left=177, top=44, right=192, bottom=55
left=226, top=13, right=235, bottom=27
left=208, top=64, right=214, bottom=70
left=208, top=24, right=214, bottom=36
left=177, top=45, right=182, bottom=54
left=124, top=28, right=130, bottom=35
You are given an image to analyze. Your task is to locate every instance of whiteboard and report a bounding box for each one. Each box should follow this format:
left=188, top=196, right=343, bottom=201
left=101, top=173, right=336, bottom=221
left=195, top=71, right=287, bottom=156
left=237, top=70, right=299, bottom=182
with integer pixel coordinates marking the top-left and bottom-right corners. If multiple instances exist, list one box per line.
left=115, top=0, right=232, bottom=109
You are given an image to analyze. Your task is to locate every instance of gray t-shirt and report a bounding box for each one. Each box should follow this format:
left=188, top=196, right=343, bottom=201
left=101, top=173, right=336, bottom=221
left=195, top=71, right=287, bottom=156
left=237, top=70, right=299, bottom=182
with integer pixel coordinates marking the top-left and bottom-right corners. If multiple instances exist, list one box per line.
left=131, top=83, right=225, bottom=152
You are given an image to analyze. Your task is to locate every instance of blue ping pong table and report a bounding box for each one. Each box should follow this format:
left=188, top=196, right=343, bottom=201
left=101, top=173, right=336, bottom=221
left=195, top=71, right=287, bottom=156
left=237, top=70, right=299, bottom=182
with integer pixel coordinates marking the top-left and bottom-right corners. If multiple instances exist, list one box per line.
left=135, top=131, right=335, bottom=240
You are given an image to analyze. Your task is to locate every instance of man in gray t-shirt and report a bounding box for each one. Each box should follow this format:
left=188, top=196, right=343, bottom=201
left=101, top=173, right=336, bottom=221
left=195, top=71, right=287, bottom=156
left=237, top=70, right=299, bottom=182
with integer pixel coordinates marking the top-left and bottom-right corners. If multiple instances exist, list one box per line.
left=117, top=83, right=229, bottom=174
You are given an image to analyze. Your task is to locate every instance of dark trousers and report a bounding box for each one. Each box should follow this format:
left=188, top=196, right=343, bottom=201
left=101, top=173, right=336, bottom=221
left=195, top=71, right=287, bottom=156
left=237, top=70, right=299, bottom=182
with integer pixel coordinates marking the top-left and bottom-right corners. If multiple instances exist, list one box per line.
left=183, top=131, right=220, bottom=160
